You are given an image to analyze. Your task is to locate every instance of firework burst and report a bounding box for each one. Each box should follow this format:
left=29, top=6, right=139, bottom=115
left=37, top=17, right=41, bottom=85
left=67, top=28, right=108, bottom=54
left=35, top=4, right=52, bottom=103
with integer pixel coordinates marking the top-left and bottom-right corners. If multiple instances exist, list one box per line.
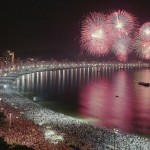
left=135, top=22, right=150, bottom=60
left=135, top=38, right=150, bottom=60
left=139, top=22, right=150, bottom=40
left=107, top=10, right=136, bottom=38
left=112, top=37, right=133, bottom=61
left=80, top=12, right=113, bottom=55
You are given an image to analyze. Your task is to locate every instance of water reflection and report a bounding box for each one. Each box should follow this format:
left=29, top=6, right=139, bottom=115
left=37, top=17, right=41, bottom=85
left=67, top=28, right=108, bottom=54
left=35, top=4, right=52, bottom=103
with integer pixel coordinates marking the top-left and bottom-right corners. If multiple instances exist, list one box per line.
left=16, top=67, right=150, bottom=135
left=80, top=69, right=150, bottom=135
left=17, top=67, right=96, bottom=105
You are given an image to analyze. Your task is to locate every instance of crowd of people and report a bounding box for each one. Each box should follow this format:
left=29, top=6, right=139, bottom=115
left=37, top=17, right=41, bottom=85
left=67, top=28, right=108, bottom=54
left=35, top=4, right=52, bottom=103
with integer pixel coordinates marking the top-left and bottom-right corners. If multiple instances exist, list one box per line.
left=0, top=78, right=150, bottom=150
left=0, top=100, right=70, bottom=150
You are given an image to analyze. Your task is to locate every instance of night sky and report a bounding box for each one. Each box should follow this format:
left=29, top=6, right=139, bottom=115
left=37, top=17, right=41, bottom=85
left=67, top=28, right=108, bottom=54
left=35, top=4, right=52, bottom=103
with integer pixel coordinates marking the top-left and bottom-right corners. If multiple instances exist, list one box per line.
left=0, top=0, right=149, bottom=60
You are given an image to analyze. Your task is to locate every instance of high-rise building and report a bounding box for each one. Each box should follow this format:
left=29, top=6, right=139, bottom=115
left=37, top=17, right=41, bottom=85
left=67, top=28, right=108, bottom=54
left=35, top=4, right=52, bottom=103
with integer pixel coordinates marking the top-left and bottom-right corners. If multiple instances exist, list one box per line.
left=10, top=51, right=14, bottom=66
left=2, top=50, right=15, bottom=66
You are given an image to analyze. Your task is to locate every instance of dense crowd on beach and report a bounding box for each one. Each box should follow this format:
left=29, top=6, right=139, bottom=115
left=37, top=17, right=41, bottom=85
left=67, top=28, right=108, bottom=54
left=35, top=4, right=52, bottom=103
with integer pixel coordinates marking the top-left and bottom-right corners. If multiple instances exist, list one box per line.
left=0, top=82, right=149, bottom=150
left=0, top=100, right=70, bottom=150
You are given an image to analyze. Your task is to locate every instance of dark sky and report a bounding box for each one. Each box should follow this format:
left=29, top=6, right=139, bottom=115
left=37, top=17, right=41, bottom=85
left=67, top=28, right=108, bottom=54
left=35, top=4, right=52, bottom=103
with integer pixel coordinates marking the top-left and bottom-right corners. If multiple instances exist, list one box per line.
left=0, top=0, right=149, bottom=60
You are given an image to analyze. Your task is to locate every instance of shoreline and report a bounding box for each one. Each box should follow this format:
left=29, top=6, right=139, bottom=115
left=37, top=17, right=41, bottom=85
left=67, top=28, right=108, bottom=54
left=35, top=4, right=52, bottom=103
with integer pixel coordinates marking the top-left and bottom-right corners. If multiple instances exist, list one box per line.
left=0, top=85, right=150, bottom=150
left=0, top=91, right=93, bottom=149
left=18, top=91, right=90, bottom=120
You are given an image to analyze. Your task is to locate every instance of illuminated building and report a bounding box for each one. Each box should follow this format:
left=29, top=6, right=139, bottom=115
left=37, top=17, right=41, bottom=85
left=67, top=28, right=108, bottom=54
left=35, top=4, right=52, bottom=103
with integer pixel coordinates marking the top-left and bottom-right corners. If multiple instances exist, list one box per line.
left=2, top=50, right=15, bottom=66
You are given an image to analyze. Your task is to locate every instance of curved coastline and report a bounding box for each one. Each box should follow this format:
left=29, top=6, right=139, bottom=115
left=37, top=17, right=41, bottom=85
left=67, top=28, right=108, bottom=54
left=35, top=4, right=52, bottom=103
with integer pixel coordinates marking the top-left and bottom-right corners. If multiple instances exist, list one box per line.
left=1, top=63, right=150, bottom=150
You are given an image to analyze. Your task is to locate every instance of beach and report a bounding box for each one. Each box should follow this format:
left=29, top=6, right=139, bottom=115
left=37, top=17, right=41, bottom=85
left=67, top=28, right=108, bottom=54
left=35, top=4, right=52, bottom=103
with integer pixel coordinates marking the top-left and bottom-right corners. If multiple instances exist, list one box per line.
left=0, top=74, right=150, bottom=150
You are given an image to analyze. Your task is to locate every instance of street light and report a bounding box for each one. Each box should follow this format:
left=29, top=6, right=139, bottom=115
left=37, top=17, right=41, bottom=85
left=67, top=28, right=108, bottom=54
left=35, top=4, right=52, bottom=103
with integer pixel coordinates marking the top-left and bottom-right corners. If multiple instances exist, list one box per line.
left=9, top=113, right=12, bottom=130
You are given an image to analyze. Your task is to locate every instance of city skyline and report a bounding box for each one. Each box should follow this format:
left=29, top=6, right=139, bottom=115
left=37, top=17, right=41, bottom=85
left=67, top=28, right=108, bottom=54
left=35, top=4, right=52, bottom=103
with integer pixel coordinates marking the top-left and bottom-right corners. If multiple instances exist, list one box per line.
left=0, top=0, right=149, bottom=61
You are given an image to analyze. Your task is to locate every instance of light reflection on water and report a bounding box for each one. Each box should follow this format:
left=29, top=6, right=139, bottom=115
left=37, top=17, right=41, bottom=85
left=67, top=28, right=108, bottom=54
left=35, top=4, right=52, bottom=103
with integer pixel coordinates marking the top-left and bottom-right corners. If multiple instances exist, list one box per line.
left=15, top=67, right=150, bottom=136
